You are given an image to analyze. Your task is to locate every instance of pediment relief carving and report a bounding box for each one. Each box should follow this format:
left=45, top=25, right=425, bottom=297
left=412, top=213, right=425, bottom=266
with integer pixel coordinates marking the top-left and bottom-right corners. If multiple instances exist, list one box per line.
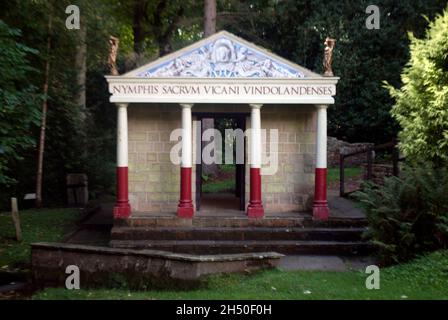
left=137, top=36, right=306, bottom=79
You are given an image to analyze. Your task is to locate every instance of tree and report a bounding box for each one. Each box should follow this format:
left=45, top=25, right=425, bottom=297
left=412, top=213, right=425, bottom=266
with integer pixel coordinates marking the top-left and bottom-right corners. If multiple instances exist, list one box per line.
left=219, top=0, right=447, bottom=143
left=0, top=20, right=41, bottom=186
left=202, top=0, right=219, bottom=176
left=204, top=0, right=216, bottom=37
left=0, top=0, right=123, bottom=208
left=112, top=0, right=193, bottom=69
left=388, top=7, right=448, bottom=163
left=75, top=5, right=87, bottom=120
left=35, top=12, right=52, bottom=208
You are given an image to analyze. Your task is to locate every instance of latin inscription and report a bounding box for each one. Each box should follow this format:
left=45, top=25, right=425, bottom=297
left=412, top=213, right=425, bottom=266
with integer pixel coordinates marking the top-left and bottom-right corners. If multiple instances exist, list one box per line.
left=111, top=84, right=335, bottom=97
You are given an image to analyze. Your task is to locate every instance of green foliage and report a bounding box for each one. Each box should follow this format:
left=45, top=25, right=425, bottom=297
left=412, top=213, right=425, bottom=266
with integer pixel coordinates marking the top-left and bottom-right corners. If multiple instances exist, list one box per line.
left=222, top=0, right=447, bottom=143
left=1, top=0, right=447, bottom=210
left=354, top=163, right=448, bottom=264
left=0, top=20, right=41, bottom=186
left=0, top=1, right=121, bottom=208
left=202, top=164, right=235, bottom=193
left=0, top=208, right=79, bottom=269
left=388, top=7, right=448, bottom=163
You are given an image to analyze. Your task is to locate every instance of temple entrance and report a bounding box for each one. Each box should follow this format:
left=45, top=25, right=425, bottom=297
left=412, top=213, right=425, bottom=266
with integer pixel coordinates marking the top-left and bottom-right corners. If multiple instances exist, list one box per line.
left=195, top=113, right=247, bottom=213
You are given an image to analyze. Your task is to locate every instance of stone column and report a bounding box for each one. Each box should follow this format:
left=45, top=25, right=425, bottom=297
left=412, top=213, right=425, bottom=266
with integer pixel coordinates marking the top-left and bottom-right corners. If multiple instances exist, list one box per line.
left=177, top=104, right=194, bottom=218
left=247, top=104, right=264, bottom=218
left=113, top=103, right=131, bottom=219
left=313, top=105, right=329, bottom=220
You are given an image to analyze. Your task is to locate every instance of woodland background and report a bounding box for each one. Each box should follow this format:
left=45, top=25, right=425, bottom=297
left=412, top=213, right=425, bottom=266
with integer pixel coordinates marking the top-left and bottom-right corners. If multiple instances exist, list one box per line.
left=0, top=0, right=446, bottom=209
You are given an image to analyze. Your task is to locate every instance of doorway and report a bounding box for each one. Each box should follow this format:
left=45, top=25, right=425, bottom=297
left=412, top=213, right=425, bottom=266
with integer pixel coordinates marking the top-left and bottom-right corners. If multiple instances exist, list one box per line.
left=194, top=113, right=247, bottom=213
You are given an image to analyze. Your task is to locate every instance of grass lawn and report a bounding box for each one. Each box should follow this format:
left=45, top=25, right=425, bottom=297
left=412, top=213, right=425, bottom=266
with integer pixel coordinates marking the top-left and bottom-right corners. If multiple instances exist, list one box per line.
left=327, top=167, right=362, bottom=184
left=0, top=208, right=79, bottom=269
left=203, top=167, right=363, bottom=193
left=202, top=164, right=235, bottom=193
left=33, top=250, right=448, bottom=300
left=202, top=179, right=234, bottom=193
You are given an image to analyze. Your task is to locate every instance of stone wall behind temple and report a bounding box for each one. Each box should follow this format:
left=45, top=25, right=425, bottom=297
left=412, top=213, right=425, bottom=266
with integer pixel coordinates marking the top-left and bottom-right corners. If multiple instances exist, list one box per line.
left=128, top=104, right=316, bottom=214
left=327, top=137, right=373, bottom=168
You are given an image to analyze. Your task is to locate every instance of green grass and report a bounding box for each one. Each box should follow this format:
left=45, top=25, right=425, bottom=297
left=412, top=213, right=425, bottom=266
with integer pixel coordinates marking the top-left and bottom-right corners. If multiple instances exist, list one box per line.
left=0, top=208, right=79, bottom=269
left=202, top=179, right=234, bottom=193
left=328, top=167, right=362, bottom=184
left=219, top=164, right=236, bottom=173
left=202, top=164, right=235, bottom=193
left=33, top=250, right=448, bottom=300
left=202, top=166, right=362, bottom=193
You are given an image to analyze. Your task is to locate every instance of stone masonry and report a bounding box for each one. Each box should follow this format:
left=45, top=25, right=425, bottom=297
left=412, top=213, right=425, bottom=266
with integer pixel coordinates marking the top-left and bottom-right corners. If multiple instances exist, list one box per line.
left=128, top=104, right=316, bottom=214
left=327, top=136, right=373, bottom=168
left=128, top=104, right=181, bottom=213
left=255, top=105, right=316, bottom=212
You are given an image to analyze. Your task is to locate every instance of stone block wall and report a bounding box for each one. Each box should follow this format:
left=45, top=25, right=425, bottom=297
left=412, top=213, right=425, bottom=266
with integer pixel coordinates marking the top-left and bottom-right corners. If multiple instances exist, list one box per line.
left=128, top=104, right=181, bottom=213
left=128, top=104, right=316, bottom=214
left=251, top=105, right=316, bottom=212
left=327, top=136, right=373, bottom=168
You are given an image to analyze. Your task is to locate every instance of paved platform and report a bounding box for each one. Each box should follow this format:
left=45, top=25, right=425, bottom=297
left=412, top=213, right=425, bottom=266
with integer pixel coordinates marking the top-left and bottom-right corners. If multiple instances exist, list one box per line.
left=279, top=255, right=376, bottom=272
left=328, top=190, right=365, bottom=219
left=130, top=191, right=366, bottom=219
left=64, top=195, right=371, bottom=269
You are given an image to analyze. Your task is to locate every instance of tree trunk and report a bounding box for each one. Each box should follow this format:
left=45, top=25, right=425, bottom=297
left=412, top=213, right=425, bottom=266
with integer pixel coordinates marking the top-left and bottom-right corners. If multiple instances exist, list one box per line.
left=202, top=0, right=218, bottom=176
left=204, top=0, right=216, bottom=37
left=75, top=18, right=87, bottom=120
left=132, top=0, right=146, bottom=54
left=36, top=14, right=52, bottom=208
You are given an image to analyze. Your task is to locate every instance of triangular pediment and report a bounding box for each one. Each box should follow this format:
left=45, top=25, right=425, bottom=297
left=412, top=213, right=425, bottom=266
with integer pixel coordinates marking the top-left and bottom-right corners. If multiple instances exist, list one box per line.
left=125, top=31, right=320, bottom=79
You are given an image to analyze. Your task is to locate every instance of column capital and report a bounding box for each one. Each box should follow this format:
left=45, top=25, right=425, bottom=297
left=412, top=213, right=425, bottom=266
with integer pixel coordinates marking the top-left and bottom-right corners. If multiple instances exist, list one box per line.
left=180, top=103, right=194, bottom=109
left=116, top=103, right=129, bottom=108
left=316, top=104, right=328, bottom=110
left=249, top=103, right=263, bottom=109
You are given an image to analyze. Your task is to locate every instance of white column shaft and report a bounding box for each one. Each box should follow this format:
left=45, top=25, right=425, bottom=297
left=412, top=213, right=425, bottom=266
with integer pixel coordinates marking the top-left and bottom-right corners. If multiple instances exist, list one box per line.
left=316, top=105, right=328, bottom=169
left=181, top=104, right=193, bottom=168
left=250, top=104, right=262, bottom=168
left=117, top=104, right=129, bottom=167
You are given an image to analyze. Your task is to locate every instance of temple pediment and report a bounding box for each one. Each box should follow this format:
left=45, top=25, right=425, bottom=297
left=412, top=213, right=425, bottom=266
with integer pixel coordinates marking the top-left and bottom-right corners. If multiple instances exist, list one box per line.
left=126, top=31, right=320, bottom=79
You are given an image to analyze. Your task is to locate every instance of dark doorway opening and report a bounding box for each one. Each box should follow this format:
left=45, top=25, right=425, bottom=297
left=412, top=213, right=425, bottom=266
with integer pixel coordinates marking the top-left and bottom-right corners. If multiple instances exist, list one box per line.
left=194, top=113, right=247, bottom=213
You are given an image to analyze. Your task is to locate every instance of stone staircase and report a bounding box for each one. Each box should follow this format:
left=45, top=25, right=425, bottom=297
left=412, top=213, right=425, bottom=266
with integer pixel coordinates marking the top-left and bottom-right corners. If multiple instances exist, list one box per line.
left=109, top=214, right=372, bottom=255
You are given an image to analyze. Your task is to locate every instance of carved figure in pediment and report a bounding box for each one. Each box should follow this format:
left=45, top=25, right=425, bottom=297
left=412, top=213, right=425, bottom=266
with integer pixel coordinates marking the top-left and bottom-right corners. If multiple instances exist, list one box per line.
left=138, top=37, right=306, bottom=78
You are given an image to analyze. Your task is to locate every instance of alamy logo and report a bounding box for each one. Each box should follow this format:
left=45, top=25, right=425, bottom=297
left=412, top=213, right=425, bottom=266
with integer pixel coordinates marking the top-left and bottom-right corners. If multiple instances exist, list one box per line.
left=65, top=265, right=80, bottom=290
left=366, top=5, right=380, bottom=30
left=169, top=122, right=279, bottom=175
left=365, top=265, right=380, bottom=290
left=65, top=5, right=80, bottom=30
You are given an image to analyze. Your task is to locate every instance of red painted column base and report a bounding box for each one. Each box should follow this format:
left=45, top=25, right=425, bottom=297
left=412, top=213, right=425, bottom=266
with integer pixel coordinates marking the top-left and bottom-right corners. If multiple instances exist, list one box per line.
left=313, top=168, right=329, bottom=220
left=114, top=167, right=131, bottom=219
left=312, top=202, right=329, bottom=220
left=177, top=167, right=194, bottom=218
left=113, top=205, right=131, bottom=219
left=247, top=168, right=264, bottom=218
left=247, top=205, right=264, bottom=218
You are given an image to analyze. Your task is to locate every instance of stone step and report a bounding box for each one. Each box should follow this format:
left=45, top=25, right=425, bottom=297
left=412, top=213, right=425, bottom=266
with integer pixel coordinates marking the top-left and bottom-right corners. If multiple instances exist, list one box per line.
left=119, top=216, right=367, bottom=228
left=109, top=239, right=373, bottom=256
left=111, top=226, right=366, bottom=242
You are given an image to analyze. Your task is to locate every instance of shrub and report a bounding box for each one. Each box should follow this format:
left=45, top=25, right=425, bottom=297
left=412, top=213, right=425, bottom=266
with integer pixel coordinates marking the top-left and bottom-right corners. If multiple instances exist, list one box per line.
left=354, top=163, right=448, bottom=264
left=387, top=7, right=448, bottom=164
